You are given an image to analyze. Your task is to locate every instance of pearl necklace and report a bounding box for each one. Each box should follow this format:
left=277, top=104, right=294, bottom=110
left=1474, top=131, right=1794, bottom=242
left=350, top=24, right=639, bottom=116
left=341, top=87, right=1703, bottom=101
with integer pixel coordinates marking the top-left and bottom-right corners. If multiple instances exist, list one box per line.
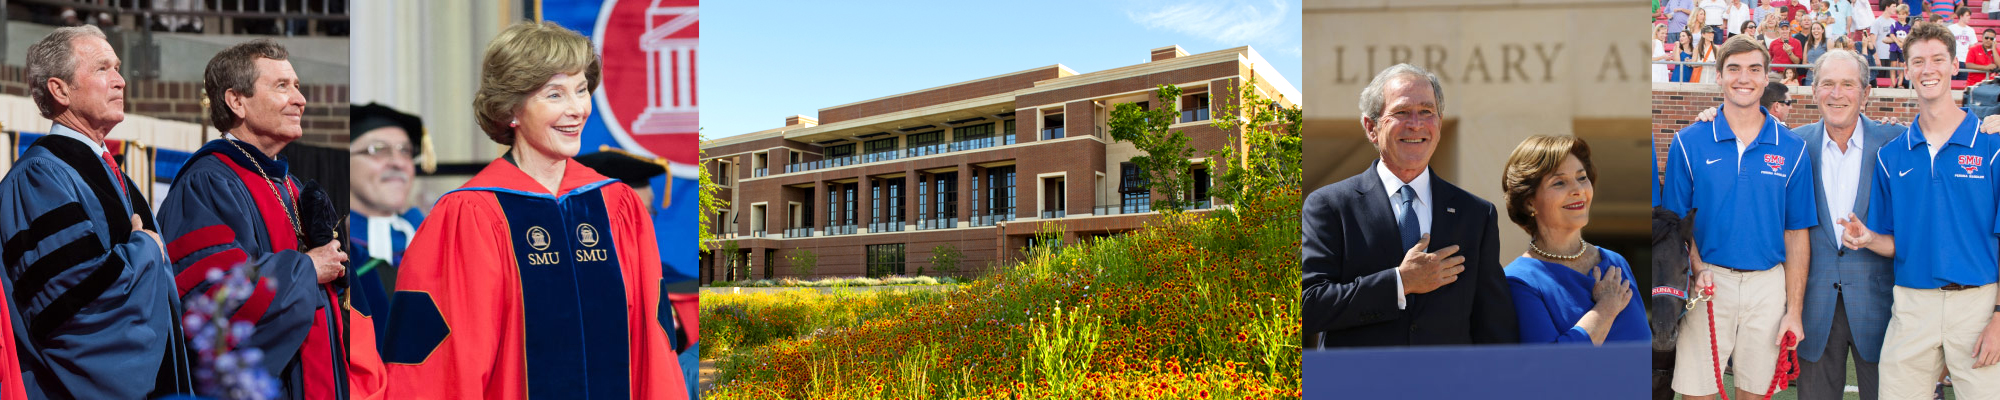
left=1530, top=238, right=1592, bottom=260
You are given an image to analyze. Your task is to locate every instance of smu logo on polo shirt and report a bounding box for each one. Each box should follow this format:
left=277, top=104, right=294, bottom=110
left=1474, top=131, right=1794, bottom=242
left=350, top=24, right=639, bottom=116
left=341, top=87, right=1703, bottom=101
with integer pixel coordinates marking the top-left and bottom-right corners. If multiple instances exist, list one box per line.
left=1765, top=154, right=1786, bottom=171
left=1962, top=155, right=1984, bottom=174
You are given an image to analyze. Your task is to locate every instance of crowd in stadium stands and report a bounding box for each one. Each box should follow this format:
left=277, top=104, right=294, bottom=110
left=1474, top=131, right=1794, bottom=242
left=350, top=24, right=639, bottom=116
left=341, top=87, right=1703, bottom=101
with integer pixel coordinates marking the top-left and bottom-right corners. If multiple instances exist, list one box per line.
left=1656, top=0, right=2000, bottom=89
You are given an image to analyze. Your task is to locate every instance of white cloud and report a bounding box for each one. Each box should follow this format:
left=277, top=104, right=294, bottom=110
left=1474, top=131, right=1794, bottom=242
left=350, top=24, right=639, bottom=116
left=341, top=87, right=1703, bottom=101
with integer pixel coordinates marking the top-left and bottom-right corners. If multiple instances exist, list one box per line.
left=1126, top=0, right=1291, bottom=45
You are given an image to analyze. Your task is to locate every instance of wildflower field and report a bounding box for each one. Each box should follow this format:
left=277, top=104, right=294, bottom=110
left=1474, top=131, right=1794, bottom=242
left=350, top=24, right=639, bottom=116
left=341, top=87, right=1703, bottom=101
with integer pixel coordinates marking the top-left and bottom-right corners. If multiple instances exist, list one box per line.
left=700, top=187, right=1303, bottom=400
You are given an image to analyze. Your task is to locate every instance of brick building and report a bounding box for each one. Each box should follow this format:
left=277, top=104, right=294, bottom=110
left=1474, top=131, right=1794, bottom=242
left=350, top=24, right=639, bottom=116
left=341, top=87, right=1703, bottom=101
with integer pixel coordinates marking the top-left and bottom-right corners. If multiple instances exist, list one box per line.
left=700, top=45, right=1298, bottom=282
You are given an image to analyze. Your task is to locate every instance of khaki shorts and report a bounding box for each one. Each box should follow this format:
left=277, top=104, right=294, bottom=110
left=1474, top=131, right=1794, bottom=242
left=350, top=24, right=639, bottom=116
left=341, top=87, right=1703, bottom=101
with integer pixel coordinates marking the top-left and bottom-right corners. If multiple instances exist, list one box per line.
left=1879, top=284, right=2000, bottom=400
left=1673, top=262, right=1788, bottom=396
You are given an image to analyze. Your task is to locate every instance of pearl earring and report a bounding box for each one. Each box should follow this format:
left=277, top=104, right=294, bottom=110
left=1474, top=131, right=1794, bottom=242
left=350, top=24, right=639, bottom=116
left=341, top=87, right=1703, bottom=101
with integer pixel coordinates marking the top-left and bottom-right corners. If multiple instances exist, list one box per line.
left=510, top=119, right=518, bottom=127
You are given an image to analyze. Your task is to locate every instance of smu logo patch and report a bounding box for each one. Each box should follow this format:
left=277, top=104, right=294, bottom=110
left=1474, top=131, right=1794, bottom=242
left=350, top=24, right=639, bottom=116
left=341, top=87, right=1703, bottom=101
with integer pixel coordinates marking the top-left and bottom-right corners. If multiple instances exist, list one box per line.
left=1962, top=155, right=1984, bottom=174
left=1764, top=154, right=1786, bottom=171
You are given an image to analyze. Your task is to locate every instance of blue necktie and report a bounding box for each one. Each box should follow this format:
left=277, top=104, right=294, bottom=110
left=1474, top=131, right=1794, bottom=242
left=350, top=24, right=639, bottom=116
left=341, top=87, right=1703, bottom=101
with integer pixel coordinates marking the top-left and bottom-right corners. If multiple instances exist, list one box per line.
left=1398, top=185, right=1420, bottom=249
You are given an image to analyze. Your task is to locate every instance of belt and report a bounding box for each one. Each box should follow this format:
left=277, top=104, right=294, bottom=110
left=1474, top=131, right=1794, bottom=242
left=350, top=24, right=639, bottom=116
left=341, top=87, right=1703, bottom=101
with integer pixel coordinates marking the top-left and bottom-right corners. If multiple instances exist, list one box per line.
left=1940, top=283, right=1986, bottom=291
left=1703, top=262, right=1766, bottom=273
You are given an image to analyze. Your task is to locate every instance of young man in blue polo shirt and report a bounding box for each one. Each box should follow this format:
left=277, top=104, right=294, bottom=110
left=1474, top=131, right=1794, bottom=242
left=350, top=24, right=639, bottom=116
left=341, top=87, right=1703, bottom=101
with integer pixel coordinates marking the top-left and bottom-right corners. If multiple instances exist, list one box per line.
left=1839, top=21, right=2000, bottom=399
left=1664, top=34, right=1818, bottom=400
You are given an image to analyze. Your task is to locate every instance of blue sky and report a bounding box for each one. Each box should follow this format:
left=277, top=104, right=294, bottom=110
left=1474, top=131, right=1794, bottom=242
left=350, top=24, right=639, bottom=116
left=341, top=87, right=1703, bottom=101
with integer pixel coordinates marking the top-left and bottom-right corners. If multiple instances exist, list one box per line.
left=699, top=0, right=1302, bottom=139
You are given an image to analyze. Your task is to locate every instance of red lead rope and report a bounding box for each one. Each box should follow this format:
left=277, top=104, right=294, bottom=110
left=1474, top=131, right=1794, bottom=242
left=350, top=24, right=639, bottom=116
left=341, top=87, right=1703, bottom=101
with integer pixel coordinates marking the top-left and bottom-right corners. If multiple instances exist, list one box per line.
left=1700, top=285, right=1801, bottom=400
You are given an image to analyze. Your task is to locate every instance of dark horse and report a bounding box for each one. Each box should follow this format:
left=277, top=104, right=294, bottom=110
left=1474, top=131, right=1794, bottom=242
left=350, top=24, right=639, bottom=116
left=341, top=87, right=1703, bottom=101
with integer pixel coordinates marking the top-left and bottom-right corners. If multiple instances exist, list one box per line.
left=1651, top=207, right=1693, bottom=400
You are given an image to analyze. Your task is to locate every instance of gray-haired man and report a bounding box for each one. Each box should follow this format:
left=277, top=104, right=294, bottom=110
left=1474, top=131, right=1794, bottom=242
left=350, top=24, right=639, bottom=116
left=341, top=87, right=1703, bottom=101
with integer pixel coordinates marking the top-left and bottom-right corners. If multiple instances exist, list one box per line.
left=0, top=25, right=192, bottom=398
left=1300, top=63, right=1517, bottom=348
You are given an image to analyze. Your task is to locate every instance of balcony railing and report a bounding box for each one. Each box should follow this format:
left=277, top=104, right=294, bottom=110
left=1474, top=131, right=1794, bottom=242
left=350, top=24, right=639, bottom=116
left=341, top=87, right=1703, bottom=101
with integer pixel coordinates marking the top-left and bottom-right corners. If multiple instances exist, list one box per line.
left=780, top=133, right=1029, bottom=174
left=823, top=224, right=856, bottom=236
left=750, top=229, right=766, bottom=238
left=752, top=167, right=768, bottom=177
left=1095, top=203, right=1154, bottom=216
left=869, top=221, right=905, bottom=233
left=906, top=143, right=951, bottom=158
left=1041, top=127, right=1064, bottom=140
left=970, top=211, right=1014, bottom=226
left=861, top=151, right=902, bottom=164
left=1180, top=108, right=1209, bottom=123
left=786, top=155, right=859, bottom=173
left=785, top=227, right=813, bottom=238
left=918, top=218, right=957, bottom=230
left=1040, top=210, right=1066, bottom=219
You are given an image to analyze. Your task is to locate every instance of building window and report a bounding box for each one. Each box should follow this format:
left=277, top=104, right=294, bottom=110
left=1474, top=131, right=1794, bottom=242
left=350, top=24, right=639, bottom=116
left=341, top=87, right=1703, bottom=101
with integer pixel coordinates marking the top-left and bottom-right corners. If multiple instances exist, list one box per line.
left=1042, top=177, right=1065, bottom=219
left=1191, top=166, right=1211, bottom=209
left=787, top=202, right=812, bottom=238
left=751, top=204, right=766, bottom=237
left=843, top=183, right=857, bottom=229
left=826, top=183, right=858, bottom=235
left=1121, top=163, right=1150, bottom=214
left=933, top=172, right=958, bottom=223
left=908, top=131, right=944, bottom=157
left=716, top=160, right=733, bottom=186
left=872, top=178, right=905, bottom=232
left=1182, top=93, right=1210, bottom=123
left=717, top=210, right=733, bottom=235
left=1042, top=113, right=1065, bottom=140
left=864, top=137, right=899, bottom=163
left=983, top=166, right=1015, bottom=225
left=1003, top=119, right=1017, bottom=145
left=866, top=243, right=906, bottom=277
left=953, top=123, right=995, bottom=151
left=826, top=144, right=856, bottom=167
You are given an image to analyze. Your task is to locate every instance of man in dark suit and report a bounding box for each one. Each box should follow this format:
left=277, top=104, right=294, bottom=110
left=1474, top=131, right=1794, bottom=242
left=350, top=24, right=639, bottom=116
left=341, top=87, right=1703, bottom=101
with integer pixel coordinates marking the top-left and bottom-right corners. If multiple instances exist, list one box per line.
left=1793, top=49, right=1898, bottom=400
left=1300, top=63, right=1517, bottom=348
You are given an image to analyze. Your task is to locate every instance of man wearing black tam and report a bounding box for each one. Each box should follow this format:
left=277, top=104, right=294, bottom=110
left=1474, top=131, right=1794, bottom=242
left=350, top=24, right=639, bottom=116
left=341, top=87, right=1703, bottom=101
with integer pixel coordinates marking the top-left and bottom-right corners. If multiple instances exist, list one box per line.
left=345, top=102, right=429, bottom=355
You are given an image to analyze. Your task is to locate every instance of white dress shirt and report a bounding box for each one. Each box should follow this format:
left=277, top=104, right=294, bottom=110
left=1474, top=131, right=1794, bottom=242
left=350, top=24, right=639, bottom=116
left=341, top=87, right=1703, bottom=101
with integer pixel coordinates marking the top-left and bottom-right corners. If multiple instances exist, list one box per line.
left=47, top=123, right=109, bottom=157
left=365, top=215, right=418, bottom=261
left=1376, top=161, right=1433, bottom=309
left=1820, top=124, right=1865, bottom=240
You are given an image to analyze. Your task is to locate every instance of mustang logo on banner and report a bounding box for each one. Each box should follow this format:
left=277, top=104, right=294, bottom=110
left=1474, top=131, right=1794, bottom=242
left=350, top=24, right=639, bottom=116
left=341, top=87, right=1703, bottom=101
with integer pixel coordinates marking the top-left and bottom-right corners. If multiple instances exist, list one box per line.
left=544, top=0, right=699, bottom=283
left=544, top=2, right=700, bottom=398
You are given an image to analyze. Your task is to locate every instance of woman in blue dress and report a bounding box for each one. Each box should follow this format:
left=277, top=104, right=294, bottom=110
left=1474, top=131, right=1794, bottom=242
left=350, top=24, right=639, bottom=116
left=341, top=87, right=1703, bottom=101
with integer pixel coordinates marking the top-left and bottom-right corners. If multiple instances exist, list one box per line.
left=1499, top=135, right=1648, bottom=345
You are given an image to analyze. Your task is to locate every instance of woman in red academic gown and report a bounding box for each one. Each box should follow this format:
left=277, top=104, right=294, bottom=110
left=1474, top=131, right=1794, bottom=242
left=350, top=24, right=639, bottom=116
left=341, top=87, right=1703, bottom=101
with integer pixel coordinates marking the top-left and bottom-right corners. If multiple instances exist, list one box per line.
left=379, top=21, right=687, bottom=400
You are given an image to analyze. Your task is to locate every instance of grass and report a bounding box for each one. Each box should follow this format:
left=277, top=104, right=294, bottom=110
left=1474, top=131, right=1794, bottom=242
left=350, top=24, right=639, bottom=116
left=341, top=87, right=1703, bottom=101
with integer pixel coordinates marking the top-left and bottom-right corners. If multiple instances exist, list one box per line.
left=700, top=188, right=1303, bottom=400
left=707, top=275, right=968, bottom=288
left=1689, top=358, right=1957, bottom=400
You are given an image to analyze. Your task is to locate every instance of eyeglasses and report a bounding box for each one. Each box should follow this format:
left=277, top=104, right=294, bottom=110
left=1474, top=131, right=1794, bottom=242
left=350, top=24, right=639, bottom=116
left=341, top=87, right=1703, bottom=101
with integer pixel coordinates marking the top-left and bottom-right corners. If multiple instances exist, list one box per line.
left=1776, top=99, right=1795, bottom=106
left=352, top=142, right=416, bottom=160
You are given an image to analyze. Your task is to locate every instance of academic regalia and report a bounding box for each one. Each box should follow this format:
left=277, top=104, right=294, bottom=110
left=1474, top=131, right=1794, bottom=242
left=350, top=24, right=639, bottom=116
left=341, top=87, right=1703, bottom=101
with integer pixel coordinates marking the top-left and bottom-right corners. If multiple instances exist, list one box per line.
left=381, top=155, right=687, bottom=400
left=157, top=137, right=365, bottom=400
left=0, top=124, right=189, bottom=399
left=345, top=208, right=422, bottom=355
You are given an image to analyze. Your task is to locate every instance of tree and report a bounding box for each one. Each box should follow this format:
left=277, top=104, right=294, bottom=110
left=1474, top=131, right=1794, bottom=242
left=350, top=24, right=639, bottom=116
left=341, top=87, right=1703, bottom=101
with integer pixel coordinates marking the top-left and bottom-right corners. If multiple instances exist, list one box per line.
left=928, top=243, right=963, bottom=277
left=699, top=131, right=733, bottom=283
left=786, top=249, right=819, bottom=278
left=1205, top=76, right=1302, bottom=212
left=1107, top=85, right=1198, bottom=213
left=718, top=239, right=742, bottom=281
